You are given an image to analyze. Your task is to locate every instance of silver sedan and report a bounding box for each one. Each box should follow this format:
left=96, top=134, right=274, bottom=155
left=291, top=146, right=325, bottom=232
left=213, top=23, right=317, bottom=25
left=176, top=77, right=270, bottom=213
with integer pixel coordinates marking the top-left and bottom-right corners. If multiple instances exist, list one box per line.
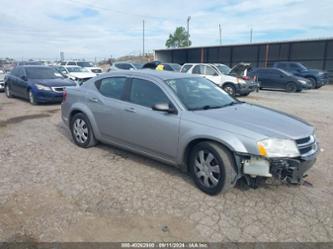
left=61, top=70, right=319, bottom=195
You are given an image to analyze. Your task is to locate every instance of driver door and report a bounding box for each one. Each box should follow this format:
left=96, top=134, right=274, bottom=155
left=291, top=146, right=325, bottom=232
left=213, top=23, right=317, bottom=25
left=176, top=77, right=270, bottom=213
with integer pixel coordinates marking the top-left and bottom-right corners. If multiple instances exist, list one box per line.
left=121, top=77, right=180, bottom=162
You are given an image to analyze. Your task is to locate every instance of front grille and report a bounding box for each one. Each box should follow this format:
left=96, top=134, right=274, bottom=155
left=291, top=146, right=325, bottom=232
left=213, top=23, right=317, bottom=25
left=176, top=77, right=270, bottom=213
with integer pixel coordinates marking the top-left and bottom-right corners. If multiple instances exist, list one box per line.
left=51, top=87, right=65, bottom=93
left=295, top=135, right=317, bottom=157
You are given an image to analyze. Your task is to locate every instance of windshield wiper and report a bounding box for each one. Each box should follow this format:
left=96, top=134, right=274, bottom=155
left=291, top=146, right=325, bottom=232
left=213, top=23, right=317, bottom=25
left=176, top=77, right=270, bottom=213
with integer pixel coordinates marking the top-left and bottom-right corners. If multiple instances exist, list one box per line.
left=189, top=105, right=224, bottom=111
left=222, top=101, right=244, bottom=107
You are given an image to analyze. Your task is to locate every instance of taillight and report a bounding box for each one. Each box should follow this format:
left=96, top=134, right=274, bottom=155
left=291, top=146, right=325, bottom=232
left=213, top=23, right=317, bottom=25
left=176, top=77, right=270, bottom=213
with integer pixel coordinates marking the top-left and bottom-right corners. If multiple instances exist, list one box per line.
left=242, top=76, right=250, bottom=80
left=63, top=89, right=67, bottom=102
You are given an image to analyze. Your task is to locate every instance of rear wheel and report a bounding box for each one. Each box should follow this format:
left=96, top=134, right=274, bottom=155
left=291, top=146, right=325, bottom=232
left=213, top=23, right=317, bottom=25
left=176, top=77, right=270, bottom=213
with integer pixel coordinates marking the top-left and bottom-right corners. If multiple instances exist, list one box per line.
left=70, top=113, right=97, bottom=148
left=286, top=82, right=297, bottom=93
left=189, top=142, right=236, bottom=195
left=222, top=84, right=236, bottom=96
left=5, top=84, right=12, bottom=98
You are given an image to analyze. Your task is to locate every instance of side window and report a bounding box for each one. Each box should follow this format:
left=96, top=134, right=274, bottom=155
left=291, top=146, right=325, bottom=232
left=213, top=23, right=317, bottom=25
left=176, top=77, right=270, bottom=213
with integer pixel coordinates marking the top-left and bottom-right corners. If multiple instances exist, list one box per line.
left=163, top=64, right=173, bottom=71
left=95, top=77, right=127, bottom=99
left=68, top=62, right=76, bottom=66
left=289, top=63, right=300, bottom=71
left=192, top=65, right=204, bottom=74
left=129, top=78, right=169, bottom=108
left=10, top=68, right=19, bottom=76
left=205, top=66, right=218, bottom=76
left=181, top=64, right=192, bottom=73
left=278, top=63, right=287, bottom=70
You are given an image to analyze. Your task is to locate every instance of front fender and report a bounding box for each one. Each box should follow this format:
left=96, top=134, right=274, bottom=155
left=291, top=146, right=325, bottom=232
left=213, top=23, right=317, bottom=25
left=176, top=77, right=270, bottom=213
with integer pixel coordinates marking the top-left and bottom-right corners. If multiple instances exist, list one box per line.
left=177, top=125, right=256, bottom=167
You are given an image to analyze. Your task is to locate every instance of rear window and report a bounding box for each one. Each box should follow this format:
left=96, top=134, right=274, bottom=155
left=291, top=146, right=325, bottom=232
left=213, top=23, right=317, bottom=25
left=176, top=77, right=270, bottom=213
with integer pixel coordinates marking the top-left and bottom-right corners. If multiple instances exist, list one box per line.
left=95, top=77, right=127, bottom=99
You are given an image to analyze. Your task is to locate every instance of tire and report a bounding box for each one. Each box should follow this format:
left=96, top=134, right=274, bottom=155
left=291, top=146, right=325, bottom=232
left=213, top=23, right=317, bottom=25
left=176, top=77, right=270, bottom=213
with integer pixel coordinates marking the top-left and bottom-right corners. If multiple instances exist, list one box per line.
left=222, top=84, right=236, bottom=97
left=307, top=77, right=317, bottom=89
left=286, top=82, right=297, bottom=93
left=5, top=84, right=12, bottom=98
left=189, top=141, right=237, bottom=195
left=70, top=113, right=97, bottom=148
left=28, top=89, right=37, bottom=105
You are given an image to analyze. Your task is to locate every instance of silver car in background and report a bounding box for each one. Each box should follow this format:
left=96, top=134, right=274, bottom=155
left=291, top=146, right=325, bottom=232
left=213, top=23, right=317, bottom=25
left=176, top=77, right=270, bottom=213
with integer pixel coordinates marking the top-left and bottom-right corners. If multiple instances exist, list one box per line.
left=61, top=70, right=319, bottom=195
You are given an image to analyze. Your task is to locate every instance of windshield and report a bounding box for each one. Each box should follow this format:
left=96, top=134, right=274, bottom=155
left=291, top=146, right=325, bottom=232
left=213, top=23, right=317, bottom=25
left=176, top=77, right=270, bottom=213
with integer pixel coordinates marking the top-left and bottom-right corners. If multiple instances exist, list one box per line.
left=170, top=64, right=181, bottom=71
left=26, top=67, right=63, bottom=79
left=215, top=64, right=231, bottom=75
left=67, top=67, right=88, bottom=73
left=296, top=63, right=308, bottom=71
left=165, top=77, right=238, bottom=111
left=77, top=62, right=93, bottom=67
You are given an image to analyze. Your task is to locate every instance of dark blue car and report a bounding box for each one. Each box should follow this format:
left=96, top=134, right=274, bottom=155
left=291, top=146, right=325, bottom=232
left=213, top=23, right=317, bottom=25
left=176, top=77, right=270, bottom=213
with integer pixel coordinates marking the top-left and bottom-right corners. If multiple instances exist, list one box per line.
left=4, top=66, right=77, bottom=104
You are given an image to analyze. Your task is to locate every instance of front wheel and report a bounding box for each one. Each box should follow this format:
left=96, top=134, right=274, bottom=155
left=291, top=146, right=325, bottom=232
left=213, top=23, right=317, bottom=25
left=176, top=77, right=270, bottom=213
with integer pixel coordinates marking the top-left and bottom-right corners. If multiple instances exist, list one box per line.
left=286, top=82, right=297, bottom=93
left=28, top=90, right=37, bottom=105
left=222, top=84, right=236, bottom=97
left=5, top=84, right=12, bottom=98
left=70, top=113, right=97, bottom=148
left=307, top=78, right=317, bottom=89
left=189, top=142, right=237, bottom=195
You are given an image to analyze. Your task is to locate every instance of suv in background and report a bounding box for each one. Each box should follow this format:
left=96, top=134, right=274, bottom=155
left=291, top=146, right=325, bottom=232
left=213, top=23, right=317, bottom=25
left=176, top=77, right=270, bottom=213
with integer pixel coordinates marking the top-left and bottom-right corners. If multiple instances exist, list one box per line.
left=273, top=62, right=328, bottom=89
left=60, top=61, right=103, bottom=74
left=249, top=68, right=312, bottom=92
left=181, top=63, right=258, bottom=96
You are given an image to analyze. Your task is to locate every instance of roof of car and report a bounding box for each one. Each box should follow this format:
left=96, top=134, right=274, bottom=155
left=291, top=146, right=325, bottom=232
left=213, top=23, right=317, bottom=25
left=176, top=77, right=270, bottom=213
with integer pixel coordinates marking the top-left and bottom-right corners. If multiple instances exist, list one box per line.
left=104, top=69, right=198, bottom=80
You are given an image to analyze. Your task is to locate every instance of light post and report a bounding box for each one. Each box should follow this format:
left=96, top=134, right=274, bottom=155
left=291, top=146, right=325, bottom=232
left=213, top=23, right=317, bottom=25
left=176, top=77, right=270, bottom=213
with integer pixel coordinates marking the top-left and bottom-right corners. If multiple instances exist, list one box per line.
left=187, top=16, right=191, bottom=47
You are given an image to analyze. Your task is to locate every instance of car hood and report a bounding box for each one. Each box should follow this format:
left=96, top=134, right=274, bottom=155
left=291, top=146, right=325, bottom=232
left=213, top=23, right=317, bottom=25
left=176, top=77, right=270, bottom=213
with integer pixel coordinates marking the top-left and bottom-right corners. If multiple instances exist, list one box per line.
left=31, top=78, right=76, bottom=87
left=302, top=69, right=326, bottom=75
left=68, top=72, right=96, bottom=78
left=187, top=103, right=314, bottom=140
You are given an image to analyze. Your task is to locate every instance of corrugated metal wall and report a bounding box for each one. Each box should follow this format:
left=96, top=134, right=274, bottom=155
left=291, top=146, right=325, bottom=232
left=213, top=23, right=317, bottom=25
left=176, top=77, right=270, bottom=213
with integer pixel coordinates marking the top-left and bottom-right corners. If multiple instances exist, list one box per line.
left=155, top=38, right=333, bottom=82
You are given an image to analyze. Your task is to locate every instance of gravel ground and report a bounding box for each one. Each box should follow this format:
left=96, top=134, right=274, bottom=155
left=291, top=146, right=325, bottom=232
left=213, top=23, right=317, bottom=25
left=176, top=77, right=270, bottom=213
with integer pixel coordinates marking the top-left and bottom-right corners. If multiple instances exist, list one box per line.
left=0, top=86, right=332, bottom=242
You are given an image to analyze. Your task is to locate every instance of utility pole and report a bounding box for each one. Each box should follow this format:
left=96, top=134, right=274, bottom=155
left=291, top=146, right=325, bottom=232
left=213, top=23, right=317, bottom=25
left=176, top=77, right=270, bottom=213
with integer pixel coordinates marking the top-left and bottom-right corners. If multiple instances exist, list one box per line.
left=187, top=16, right=191, bottom=47
left=219, top=24, right=222, bottom=45
left=142, top=20, right=145, bottom=56
left=250, top=27, right=253, bottom=43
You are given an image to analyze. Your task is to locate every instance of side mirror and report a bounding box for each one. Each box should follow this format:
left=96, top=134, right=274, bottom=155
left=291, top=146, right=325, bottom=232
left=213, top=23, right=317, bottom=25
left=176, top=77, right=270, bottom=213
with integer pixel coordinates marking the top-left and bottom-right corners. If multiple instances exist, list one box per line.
left=21, top=75, right=27, bottom=81
left=152, top=103, right=177, bottom=114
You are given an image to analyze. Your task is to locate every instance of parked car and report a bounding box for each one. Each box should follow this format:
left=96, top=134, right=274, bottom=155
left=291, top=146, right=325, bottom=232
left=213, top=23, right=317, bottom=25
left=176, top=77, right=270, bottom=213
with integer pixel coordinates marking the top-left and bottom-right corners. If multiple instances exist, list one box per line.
left=55, top=66, right=96, bottom=85
left=60, top=61, right=103, bottom=74
left=108, top=62, right=144, bottom=72
left=4, top=66, right=77, bottom=104
left=249, top=68, right=312, bottom=92
left=273, top=62, right=328, bottom=89
left=0, top=70, right=5, bottom=92
left=15, top=61, right=43, bottom=66
left=180, top=63, right=258, bottom=96
left=61, top=70, right=318, bottom=195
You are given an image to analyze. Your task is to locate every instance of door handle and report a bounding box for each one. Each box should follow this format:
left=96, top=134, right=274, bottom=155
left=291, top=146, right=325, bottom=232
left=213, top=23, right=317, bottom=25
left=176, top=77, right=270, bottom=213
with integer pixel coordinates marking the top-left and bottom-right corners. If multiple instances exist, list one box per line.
left=89, top=97, right=100, bottom=103
left=124, top=107, right=136, bottom=113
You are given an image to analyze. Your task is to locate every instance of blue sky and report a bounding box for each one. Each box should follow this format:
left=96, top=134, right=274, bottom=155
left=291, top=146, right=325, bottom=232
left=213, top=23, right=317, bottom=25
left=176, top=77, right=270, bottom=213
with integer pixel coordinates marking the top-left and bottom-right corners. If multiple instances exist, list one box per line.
left=0, top=0, right=332, bottom=60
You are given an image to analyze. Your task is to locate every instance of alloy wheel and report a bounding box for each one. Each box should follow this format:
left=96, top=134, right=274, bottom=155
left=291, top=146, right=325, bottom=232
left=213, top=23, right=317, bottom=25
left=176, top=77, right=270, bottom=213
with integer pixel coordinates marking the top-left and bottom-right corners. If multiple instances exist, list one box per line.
left=73, top=118, right=89, bottom=144
left=5, top=85, right=11, bottom=97
left=194, top=150, right=221, bottom=188
left=224, top=86, right=235, bottom=96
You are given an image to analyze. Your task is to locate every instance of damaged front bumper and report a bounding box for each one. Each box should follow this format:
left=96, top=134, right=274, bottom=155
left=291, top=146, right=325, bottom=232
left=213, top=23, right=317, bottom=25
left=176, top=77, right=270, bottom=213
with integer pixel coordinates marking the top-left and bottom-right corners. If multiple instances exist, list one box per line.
left=237, top=148, right=318, bottom=185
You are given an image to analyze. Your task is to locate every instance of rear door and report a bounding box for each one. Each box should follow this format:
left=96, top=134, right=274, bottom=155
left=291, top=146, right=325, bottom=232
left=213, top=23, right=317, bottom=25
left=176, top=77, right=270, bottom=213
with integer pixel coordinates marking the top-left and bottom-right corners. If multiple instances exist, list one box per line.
left=120, top=77, right=180, bottom=162
left=88, top=76, right=129, bottom=142
left=257, top=69, right=272, bottom=88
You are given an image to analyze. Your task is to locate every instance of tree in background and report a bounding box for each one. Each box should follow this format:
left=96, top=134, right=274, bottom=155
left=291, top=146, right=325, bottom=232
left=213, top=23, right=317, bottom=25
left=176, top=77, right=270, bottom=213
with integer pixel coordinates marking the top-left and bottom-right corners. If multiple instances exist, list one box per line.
left=165, top=27, right=191, bottom=48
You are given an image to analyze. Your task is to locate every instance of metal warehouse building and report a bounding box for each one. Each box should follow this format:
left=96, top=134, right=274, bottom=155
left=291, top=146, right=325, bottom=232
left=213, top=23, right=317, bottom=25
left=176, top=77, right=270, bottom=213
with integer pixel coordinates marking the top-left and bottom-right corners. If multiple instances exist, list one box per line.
left=155, top=38, right=333, bottom=81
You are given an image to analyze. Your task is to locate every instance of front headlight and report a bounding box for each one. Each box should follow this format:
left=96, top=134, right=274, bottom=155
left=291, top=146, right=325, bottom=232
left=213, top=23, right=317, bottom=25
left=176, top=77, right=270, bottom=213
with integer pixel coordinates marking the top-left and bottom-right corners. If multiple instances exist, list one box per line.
left=35, top=84, right=51, bottom=91
left=257, top=138, right=300, bottom=158
left=298, top=79, right=307, bottom=84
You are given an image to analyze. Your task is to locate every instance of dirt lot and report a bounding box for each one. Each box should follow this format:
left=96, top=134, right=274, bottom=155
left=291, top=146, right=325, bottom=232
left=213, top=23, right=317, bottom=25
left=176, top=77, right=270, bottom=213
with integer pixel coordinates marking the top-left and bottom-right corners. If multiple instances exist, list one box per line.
left=0, top=86, right=332, bottom=242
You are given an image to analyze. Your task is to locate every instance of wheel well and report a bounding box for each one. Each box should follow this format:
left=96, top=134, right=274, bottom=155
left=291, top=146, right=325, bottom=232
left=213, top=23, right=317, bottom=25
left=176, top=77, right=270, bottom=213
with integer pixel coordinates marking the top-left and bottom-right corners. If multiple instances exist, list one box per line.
left=222, top=82, right=235, bottom=88
left=305, top=76, right=317, bottom=83
left=184, top=138, right=235, bottom=172
left=69, top=110, right=83, bottom=124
